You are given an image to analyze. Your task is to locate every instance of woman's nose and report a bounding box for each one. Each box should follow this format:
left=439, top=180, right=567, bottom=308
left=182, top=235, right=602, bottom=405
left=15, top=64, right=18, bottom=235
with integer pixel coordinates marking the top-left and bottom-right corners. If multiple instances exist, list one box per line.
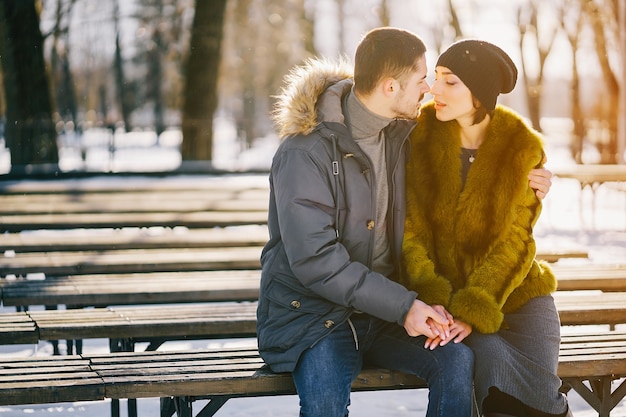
left=429, top=80, right=440, bottom=95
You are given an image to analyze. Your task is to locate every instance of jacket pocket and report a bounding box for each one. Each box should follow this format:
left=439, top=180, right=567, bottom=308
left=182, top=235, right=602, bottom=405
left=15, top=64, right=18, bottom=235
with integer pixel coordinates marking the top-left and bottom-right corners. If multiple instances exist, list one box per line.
left=260, top=276, right=342, bottom=352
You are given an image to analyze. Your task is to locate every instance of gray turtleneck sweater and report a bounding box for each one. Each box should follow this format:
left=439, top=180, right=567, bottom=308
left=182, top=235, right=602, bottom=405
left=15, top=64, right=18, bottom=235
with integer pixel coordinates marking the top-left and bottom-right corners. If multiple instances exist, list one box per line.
left=345, top=90, right=394, bottom=276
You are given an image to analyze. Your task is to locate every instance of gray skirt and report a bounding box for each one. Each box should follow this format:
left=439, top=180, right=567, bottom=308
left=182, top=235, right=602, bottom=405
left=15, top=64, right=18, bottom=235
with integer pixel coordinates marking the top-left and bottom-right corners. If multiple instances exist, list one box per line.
left=464, top=295, right=568, bottom=415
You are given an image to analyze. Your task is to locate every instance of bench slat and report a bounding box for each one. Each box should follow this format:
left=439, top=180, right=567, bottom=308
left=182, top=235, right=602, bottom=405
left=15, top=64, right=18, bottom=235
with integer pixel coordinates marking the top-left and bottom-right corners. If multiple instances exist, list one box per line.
left=554, top=291, right=626, bottom=326
left=0, top=312, right=37, bottom=344
left=0, top=270, right=261, bottom=307
left=553, top=265, right=626, bottom=292
left=0, top=189, right=268, bottom=214
left=0, top=175, right=269, bottom=195
left=0, top=356, right=104, bottom=406
left=0, top=227, right=268, bottom=252
left=0, top=291, right=621, bottom=346
left=28, top=302, right=258, bottom=340
left=85, top=347, right=426, bottom=399
left=0, top=211, right=268, bottom=232
left=0, top=246, right=262, bottom=276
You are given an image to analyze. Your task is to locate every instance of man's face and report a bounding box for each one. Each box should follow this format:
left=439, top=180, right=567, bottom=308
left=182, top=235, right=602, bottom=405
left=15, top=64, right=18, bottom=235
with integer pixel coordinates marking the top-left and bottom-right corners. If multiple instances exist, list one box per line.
left=390, top=55, right=430, bottom=120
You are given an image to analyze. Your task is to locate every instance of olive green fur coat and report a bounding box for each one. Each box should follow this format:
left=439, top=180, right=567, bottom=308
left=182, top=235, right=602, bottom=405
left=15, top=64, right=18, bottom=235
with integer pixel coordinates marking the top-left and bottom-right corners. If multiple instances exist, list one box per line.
left=402, top=101, right=557, bottom=334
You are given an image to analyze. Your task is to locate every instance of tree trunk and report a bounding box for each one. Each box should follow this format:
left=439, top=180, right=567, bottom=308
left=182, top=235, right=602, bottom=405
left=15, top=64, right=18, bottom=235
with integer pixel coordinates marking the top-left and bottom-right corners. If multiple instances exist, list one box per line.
left=180, top=0, right=227, bottom=166
left=560, top=1, right=585, bottom=164
left=149, top=0, right=165, bottom=140
left=113, top=0, right=132, bottom=132
left=0, top=0, right=59, bottom=172
left=585, top=0, right=620, bottom=164
left=517, top=2, right=557, bottom=133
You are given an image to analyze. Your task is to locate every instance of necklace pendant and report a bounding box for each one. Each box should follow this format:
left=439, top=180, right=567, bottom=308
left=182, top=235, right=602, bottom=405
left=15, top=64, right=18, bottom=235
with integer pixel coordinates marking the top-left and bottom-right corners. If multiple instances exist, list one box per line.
left=469, top=155, right=475, bottom=163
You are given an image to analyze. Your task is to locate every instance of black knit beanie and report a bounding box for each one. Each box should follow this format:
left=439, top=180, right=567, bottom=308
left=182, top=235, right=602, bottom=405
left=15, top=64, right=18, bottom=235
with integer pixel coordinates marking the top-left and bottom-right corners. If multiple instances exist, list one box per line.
left=436, top=39, right=517, bottom=110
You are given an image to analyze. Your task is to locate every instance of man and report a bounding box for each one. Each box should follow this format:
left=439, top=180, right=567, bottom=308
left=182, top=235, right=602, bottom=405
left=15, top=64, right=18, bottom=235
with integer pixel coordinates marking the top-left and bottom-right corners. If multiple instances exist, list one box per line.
left=257, top=27, right=551, bottom=417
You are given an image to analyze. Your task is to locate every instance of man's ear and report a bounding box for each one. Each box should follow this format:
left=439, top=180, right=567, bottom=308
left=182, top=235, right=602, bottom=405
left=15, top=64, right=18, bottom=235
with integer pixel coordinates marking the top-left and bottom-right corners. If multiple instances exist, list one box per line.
left=381, top=78, right=396, bottom=97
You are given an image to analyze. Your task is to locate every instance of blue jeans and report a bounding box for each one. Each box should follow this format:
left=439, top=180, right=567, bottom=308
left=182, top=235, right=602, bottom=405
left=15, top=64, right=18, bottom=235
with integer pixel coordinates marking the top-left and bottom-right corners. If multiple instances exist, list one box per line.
left=292, top=314, right=474, bottom=417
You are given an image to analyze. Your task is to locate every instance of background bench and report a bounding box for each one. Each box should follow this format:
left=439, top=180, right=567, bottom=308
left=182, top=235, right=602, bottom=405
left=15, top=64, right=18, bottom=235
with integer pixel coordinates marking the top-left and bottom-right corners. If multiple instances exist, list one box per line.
left=0, top=173, right=621, bottom=417
left=2, top=291, right=626, bottom=348
left=0, top=173, right=585, bottom=262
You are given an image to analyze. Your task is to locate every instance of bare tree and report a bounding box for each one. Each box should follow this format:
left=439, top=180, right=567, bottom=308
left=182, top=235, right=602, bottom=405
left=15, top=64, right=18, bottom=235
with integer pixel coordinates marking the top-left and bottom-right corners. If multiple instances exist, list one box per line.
left=558, top=0, right=585, bottom=163
left=0, top=0, right=59, bottom=172
left=133, top=0, right=189, bottom=139
left=180, top=0, right=227, bottom=165
left=47, top=0, right=78, bottom=125
left=113, top=0, right=133, bottom=132
left=517, top=0, right=558, bottom=132
left=584, top=0, right=620, bottom=163
left=300, top=0, right=317, bottom=56
left=617, top=1, right=626, bottom=164
left=447, top=0, right=464, bottom=39
left=377, top=0, right=390, bottom=26
left=148, top=0, right=166, bottom=138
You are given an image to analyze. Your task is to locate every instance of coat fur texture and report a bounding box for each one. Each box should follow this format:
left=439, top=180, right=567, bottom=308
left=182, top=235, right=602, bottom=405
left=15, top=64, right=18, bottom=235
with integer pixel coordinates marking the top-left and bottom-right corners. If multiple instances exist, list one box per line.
left=402, top=101, right=557, bottom=334
left=272, top=57, right=353, bottom=138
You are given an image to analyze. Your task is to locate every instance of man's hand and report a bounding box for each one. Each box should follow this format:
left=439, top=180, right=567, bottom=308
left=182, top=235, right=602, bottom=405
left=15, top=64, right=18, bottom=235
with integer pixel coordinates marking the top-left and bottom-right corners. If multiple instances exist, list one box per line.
left=529, top=168, right=552, bottom=200
left=404, top=299, right=450, bottom=339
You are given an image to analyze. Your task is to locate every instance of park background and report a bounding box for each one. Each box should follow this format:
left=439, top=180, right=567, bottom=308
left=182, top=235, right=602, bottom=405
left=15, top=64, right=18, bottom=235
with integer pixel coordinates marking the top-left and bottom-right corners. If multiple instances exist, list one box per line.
left=0, top=0, right=625, bottom=173
left=1, top=0, right=626, bottom=416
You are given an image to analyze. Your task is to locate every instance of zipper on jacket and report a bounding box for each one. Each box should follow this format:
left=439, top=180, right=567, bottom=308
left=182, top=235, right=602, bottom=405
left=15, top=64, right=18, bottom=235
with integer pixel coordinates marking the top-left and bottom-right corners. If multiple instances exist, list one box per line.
left=331, top=134, right=340, bottom=239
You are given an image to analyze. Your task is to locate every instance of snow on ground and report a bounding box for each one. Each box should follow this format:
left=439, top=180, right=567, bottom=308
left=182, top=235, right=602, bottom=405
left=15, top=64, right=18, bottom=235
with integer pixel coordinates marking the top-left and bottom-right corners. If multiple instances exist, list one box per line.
left=1, top=120, right=626, bottom=415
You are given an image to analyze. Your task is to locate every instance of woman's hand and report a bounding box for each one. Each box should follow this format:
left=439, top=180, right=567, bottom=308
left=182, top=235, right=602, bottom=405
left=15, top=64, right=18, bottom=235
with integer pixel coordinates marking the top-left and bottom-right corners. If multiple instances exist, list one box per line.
left=529, top=154, right=552, bottom=200
left=424, top=317, right=472, bottom=350
left=528, top=167, right=552, bottom=200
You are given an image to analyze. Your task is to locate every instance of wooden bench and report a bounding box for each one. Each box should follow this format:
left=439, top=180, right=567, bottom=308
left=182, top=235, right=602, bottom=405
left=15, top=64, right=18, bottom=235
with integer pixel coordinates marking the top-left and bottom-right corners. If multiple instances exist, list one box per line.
left=0, top=174, right=618, bottom=417
left=0, top=246, right=263, bottom=277
left=0, top=188, right=269, bottom=214
left=553, top=264, right=626, bottom=292
left=0, top=302, right=258, bottom=350
left=0, top=210, right=269, bottom=232
left=1, top=331, right=625, bottom=417
left=0, top=175, right=269, bottom=233
left=0, top=246, right=582, bottom=284
left=0, top=226, right=268, bottom=252
left=1, top=227, right=584, bottom=264
left=4, top=264, right=625, bottom=309
left=554, top=291, right=626, bottom=326
left=2, top=291, right=625, bottom=348
left=0, top=269, right=261, bottom=357
left=553, top=164, right=626, bottom=228
left=0, top=173, right=585, bottom=263
left=0, top=269, right=261, bottom=309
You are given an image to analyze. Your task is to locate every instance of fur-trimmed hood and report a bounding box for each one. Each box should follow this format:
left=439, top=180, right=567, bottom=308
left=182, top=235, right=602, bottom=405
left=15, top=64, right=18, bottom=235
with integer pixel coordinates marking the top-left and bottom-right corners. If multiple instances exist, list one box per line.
left=272, top=57, right=353, bottom=138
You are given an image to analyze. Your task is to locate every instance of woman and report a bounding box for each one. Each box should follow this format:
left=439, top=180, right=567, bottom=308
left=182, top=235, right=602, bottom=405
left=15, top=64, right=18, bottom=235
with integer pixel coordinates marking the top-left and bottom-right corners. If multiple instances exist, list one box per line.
left=402, top=39, right=572, bottom=417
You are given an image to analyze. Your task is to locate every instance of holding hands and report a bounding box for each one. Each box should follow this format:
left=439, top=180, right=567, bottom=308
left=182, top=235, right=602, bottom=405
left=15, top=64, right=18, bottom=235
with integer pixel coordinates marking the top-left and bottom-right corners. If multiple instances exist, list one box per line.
left=403, top=300, right=473, bottom=349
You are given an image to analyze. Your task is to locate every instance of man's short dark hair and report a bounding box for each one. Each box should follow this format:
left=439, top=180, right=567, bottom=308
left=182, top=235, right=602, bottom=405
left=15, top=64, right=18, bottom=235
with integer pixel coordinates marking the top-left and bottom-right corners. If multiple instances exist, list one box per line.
left=354, top=27, right=427, bottom=96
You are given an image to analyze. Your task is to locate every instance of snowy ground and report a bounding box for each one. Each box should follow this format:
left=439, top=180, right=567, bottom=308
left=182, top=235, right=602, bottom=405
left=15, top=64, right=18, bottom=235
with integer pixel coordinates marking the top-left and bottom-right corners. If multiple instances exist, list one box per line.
left=1, top=120, right=626, bottom=416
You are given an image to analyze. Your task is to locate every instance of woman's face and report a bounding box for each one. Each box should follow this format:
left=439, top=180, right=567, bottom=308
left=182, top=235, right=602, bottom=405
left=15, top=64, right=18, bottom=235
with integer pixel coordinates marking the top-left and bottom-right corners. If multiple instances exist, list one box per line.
left=430, top=66, right=477, bottom=123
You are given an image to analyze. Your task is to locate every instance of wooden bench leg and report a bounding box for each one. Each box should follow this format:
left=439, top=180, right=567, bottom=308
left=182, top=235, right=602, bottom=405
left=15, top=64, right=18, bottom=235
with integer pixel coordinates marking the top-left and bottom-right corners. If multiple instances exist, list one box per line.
left=564, top=377, right=626, bottom=417
left=159, top=396, right=229, bottom=417
left=160, top=396, right=192, bottom=417
left=110, top=398, right=137, bottom=417
left=110, top=338, right=136, bottom=352
left=67, top=338, right=83, bottom=354
left=194, top=397, right=229, bottom=417
left=111, top=398, right=120, bottom=417
left=128, top=398, right=138, bottom=417
left=109, top=338, right=137, bottom=417
left=160, top=397, right=176, bottom=417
